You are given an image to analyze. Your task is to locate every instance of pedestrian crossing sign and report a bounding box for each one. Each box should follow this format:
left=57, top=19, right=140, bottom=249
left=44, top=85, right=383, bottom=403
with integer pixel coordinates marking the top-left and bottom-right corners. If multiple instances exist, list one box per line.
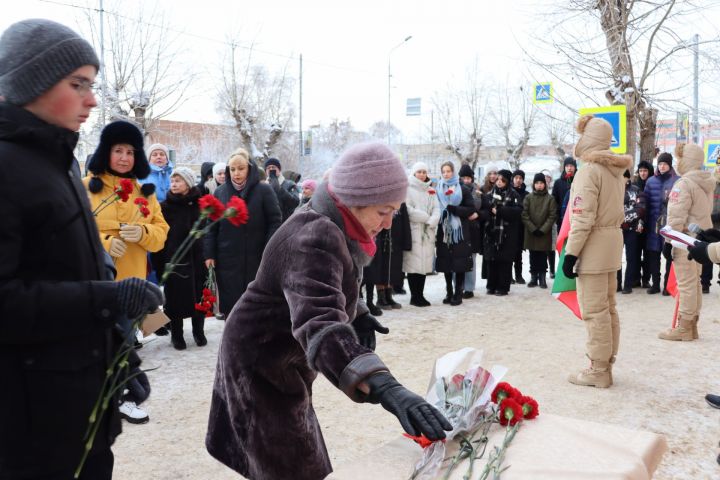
left=578, top=105, right=627, bottom=154
left=705, top=140, right=720, bottom=168
left=533, top=83, right=553, bottom=104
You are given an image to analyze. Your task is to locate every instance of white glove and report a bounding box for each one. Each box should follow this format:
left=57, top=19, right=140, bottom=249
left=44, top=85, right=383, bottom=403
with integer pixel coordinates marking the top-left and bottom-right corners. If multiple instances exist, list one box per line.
left=109, top=237, right=127, bottom=258
left=119, top=224, right=143, bottom=243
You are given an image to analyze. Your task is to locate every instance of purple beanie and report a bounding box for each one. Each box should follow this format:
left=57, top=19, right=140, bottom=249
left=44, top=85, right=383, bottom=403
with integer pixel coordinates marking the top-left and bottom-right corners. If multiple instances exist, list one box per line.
left=330, top=142, right=408, bottom=207
left=301, top=179, right=317, bottom=192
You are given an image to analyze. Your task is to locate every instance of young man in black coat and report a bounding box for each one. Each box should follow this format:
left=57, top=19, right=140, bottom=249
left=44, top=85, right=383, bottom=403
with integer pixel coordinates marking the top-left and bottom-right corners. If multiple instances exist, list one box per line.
left=0, top=20, right=162, bottom=479
left=265, top=157, right=300, bottom=223
left=512, top=169, right=529, bottom=284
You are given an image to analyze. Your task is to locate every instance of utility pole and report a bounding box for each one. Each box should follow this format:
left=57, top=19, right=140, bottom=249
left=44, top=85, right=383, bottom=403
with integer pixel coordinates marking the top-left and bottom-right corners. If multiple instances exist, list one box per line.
left=693, top=34, right=699, bottom=144
left=387, top=36, right=412, bottom=144
left=299, top=53, right=303, bottom=174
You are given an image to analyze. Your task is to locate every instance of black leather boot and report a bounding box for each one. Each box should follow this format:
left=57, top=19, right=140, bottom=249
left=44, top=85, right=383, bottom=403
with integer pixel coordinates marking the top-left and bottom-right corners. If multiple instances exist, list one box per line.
left=191, top=314, right=207, bottom=347
left=170, top=317, right=186, bottom=350
left=538, top=275, right=547, bottom=289
left=365, top=283, right=383, bottom=316
left=527, top=274, right=538, bottom=288
left=385, top=288, right=402, bottom=309
left=376, top=287, right=392, bottom=310
left=443, top=277, right=453, bottom=304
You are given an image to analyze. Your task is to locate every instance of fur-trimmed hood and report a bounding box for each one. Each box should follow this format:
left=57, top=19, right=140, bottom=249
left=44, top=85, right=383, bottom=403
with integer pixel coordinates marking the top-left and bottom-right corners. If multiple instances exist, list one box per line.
left=682, top=169, right=716, bottom=196
left=579, top=150, right=634, bottom=177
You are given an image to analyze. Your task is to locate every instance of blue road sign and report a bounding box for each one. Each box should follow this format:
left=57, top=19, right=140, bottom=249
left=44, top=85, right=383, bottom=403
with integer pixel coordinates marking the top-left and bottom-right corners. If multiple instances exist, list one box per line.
left=533, top=83, right=553, bottom=104
left=705, top=140, right=720, bottom=167
left=579, top=105, right=627, bottom=154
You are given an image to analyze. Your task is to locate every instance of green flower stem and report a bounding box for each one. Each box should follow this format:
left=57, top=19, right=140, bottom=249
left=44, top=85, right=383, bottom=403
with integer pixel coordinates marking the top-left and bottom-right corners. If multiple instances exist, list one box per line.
left=478, top=421, right=522, bottom=480
left=91, top=193, right=120, bottom=216
left=160, top=215, right=221, bottom=285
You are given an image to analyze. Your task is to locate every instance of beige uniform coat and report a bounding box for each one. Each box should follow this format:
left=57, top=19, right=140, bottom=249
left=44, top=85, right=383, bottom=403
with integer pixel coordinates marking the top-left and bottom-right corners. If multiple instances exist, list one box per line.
left=565, top=150, right=634, bottom=274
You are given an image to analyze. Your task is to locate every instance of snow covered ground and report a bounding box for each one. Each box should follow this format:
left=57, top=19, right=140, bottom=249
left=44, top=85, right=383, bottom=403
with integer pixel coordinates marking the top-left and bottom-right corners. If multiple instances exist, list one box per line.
left=112, top=255, right=720, bottom=479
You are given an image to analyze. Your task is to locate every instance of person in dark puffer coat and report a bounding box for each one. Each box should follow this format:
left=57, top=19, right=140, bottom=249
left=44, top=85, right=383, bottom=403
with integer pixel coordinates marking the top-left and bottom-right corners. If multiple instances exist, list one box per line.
left=152, top=167, right=208, bottom=350
left=204, top=148, right=282, bottom=317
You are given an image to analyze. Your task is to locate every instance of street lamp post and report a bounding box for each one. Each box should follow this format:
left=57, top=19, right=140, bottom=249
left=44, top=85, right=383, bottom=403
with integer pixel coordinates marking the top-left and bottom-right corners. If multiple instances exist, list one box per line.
left=387, top=35, right=412, bottom=144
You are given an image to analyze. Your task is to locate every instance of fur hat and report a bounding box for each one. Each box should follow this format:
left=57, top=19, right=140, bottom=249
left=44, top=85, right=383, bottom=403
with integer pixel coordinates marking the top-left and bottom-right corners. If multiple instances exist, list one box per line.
left=637, top=160, right=654, bottom=173
left=330, top=142, right=408, bottom=207
left=0, top=19, right=99, bottom=105
left=146, top=143, right=170, bottom=162
left=264, top=157, right=282, bottom=171
left=574, top=115, right=613, bottom=159
left=675, top=143, right=704, bottom=175
left=87, top=121, right=151, bottom=194
left=410, top=161, right=429, bottom=174
left=171, top=167, right=195, bottom=190
left=512, top=169, right=525, bottom=180
left=657, top=152, right=673, bottom=168
left=497, top=169, right=513, bottom=185
left=458, top=164, right=474, bottom=179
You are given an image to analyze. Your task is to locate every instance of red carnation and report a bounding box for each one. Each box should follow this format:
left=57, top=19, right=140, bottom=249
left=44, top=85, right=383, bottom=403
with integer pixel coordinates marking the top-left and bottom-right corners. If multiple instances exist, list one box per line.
left=518, top=395, right=539, bottom=420
left=134, top=197, right=149, bottom=206
left=199, top=194, right=226, bottom=221
left=194, top=302, right=206, bottom=312
left=498, top=398, right=523, bottom=426
left=450, top=373, right=465, bottom=388
left=402, top=433, right=442, bottom=449
left=115, top=179, right=134, bottom=202
left=140, top=206, right=151, bottom=218
left=428, top=188, right=436, bottom=195
left=491, top=382, right=519, bottom=404
left=444, top=189, right=454, bottom=196
left=203, top=288, right=213, bottom=297
left=225, top=196, right=249, bottom=226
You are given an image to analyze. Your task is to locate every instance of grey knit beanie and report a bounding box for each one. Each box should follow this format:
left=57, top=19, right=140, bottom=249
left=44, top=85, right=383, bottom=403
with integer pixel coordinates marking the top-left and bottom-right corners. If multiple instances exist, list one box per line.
left=0, top=19, right=99, bottom=105
left=330, top=142, right=408, bottom=207
left=171, top=167, right=196, bottom=190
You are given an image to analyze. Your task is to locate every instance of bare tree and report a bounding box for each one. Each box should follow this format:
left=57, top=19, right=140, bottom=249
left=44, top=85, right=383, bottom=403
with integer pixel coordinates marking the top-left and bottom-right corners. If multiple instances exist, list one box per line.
left=316, top=118, right=356, bottom=154
left=431, top=59, right=489, bottom=169
left=82, top=1, right=193, bottom=137
left=368, top=121, right=400, bottom=143
left=540, top=109, right=575, bottom=165
left=531, top=0, right=720, bottom=164
left=490, top=84, right=537, bottom=171
left=217, top=37, right=295, bottom=166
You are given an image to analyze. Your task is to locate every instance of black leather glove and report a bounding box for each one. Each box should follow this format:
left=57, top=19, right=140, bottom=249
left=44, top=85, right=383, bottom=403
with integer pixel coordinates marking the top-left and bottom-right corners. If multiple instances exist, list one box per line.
left=562, top=255, right=578, bottom=279
left=352, top=313, right=389, bottom=351
left=446, top=205, right=458, bottom=215
left=687, top=240, right=712, bottom=265
left=696, top=228, right=720, bottom=244
left=533, top=229, right=543, bottom=237
left=366, top=372, right=452, bottom=441
left=116, top=278, right=164, bottom=319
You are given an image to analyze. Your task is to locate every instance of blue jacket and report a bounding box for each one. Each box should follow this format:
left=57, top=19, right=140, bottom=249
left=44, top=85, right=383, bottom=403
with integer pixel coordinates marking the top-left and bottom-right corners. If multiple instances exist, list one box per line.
left=644, top=169, right=679, bottom=251
left=140, top=162, right=173, bottom=202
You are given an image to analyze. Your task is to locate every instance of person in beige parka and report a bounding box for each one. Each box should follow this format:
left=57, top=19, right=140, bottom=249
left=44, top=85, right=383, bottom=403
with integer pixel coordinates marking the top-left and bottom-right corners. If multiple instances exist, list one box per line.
left=562, top=115, right=633, bottom=388
left=658, top=143, right=714, bottom=341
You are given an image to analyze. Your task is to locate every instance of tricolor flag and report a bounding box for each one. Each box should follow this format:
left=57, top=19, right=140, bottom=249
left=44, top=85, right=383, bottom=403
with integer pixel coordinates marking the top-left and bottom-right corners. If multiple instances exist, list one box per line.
left=551, top=207, right=582, bottom=319
left=667, top=262, right=680, bottom=328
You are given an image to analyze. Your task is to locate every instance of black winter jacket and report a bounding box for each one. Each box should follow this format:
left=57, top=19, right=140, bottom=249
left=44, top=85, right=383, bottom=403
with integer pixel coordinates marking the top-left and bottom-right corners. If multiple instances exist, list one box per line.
left=436, top=184, right=476, bottom=273
left=0, top=103, right=122, bottom=477
left=204, top=161, right=282, bottom=314
left=482, top=185, right=523, bottom=262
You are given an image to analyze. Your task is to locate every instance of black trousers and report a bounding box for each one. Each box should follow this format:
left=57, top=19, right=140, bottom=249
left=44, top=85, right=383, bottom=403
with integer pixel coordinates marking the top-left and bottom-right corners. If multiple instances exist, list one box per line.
left=486, top=260, right=512, bottom=293
left=547, top=250, right=555, bottom=274
left=529, top=250, right=548, bottom=274
left=618, top=230, right=639, bottom=289
left=700, top=261, right=720, bottom=287
left=34, top=447, right=114, bottom=480
left=647, top=243, right=673, bottom=289
left=513, top=248, right=523, bottom=278
left=635, top=232, right=650, bottom=285
left=444, top=271, right=464, bottom=294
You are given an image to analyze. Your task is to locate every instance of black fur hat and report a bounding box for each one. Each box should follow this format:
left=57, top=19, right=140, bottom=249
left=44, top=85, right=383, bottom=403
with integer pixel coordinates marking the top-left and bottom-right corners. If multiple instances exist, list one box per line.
left=87, top=121, right=150, bottom=180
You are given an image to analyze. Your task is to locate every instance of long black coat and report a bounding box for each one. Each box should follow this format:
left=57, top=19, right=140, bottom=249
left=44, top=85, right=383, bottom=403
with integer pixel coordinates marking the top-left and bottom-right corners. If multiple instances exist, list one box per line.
left=204, top=161, right=282, bottom=314
left=206, top=183, right=383, bottom=480
left=482, top=185, right=523, bottom=263
left=363, top=203, right=412, bottom=285
left=152, top=188, right=205, bottom=319
left=436, top=184, right=476, bottom=273
left=0, top=104, right=122, bottom=477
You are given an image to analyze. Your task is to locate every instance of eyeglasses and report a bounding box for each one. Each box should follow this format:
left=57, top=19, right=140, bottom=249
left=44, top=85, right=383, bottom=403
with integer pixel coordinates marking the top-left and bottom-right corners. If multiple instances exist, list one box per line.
left=67, top=75, right=98, bottom=98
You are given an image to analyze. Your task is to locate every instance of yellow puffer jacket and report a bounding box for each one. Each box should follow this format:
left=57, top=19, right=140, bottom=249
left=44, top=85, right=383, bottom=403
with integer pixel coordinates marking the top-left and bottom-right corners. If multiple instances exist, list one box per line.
left=83, top=173, right=169, bottom=280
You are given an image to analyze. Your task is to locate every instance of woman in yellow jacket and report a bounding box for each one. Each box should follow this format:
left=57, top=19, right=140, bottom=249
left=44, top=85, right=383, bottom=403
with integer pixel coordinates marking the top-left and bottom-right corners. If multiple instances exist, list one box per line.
left=83, top=121, right=169, bottom=280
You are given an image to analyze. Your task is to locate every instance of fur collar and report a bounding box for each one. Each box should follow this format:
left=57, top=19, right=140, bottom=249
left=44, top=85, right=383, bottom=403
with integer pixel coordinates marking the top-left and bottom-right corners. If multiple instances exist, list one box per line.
left=309, top=182, right=373, bottom=268
left=581, top=150, right=634, bottom=176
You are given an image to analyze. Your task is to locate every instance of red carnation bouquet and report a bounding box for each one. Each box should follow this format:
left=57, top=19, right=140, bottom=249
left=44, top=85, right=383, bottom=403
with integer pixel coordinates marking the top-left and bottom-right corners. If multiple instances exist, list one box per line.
left=194, top=265, right=218, bottom=318
left=92, top=178, right=134, bottom=216
left=405, top=348, right=539, bottom=480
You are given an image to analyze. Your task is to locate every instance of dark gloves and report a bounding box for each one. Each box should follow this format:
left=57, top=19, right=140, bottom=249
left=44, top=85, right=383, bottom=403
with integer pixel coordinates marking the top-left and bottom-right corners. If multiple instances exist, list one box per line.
left=562, top=255, right=578, bottom=279
left=696, top=228, right=720, bottom=243
left=366, top=372, right=452, bottom=441
left=687, top=240, right=712, bottom=265
left=446, top=205, right=458, bottom=215
left=116, top=278, right=164, bottom=319
left=352, top=313, right=389, bottom=351
left=533, top=229, right=544, bottom=237
left=268, top=175, right=281, bottom=192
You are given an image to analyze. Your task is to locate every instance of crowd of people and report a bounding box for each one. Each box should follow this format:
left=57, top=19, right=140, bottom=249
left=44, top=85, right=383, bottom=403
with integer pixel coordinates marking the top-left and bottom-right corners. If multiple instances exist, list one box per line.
left=2, top=18, right=719, bottom=480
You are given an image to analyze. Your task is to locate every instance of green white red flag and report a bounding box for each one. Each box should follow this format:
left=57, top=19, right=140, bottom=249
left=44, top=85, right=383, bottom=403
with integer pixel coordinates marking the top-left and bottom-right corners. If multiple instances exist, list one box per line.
left=551, top=207, right=582, bottom=319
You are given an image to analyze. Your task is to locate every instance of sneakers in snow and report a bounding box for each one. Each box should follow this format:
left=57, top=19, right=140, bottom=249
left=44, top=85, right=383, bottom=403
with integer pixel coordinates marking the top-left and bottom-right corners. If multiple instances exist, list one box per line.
left=119, top=401, right=149, bottom=424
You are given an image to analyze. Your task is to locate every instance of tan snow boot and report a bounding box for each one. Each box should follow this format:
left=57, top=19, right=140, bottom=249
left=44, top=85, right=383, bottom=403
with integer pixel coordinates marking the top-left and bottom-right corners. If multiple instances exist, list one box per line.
left=658, top=316, right=695, bottom=341
left=608, top=355, right=616, bottom=386
left=568, top=359, right=612, bottom=388
left=692, top=315, right=699, bottom=340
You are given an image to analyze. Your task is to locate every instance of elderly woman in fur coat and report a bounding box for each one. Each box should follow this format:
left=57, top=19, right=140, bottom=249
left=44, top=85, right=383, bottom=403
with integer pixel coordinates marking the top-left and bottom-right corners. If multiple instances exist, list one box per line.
left=205, top=143, right=451, bottom=480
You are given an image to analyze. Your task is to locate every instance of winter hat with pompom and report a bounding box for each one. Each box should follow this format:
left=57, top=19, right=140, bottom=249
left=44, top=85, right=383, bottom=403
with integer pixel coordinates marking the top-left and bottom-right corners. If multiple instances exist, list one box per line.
left=675, top=143, right=704, bottom=175
left=171, top=167, right=196, bottom=190
left=573, top=115, right=613, bottom=159
left=330, top=142, right=408, bottom=207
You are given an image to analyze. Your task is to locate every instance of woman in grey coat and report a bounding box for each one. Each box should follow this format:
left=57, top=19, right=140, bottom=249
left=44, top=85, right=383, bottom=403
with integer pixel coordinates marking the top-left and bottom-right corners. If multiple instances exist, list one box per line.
left=205, top=143, right=451, bottom=480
